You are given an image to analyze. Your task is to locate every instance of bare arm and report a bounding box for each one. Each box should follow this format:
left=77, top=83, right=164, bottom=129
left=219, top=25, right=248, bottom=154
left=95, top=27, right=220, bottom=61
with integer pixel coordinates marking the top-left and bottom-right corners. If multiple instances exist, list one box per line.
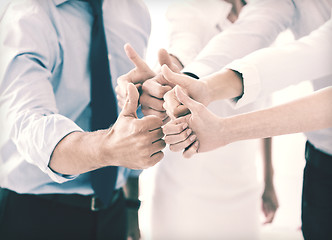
left=225, top=86, right=332, bottom=143
left=261, top=138, right=279, bottom=224
left=163, top=86, right=332, bottom=157
left=49, top=84, right=165, bottom=175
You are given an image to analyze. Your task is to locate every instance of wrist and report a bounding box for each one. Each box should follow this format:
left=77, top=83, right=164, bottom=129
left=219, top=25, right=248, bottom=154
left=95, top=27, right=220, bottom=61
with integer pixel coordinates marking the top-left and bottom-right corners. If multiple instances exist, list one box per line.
left=50, top=131, right=104, bottom=175
left=217, top=117, right=232, bottom=147
left=204, top=69, right=244, bottom=102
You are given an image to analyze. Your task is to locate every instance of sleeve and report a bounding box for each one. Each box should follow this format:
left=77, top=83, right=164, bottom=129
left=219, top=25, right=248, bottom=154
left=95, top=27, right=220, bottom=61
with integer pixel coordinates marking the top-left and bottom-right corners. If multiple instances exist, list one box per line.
left=166, top=0, right=232, bottom=67
left=182, top=0, right=296, bottom=77
left=226, top=15, right=332, bottom=108
left=0, top=4, right=83, bottom=183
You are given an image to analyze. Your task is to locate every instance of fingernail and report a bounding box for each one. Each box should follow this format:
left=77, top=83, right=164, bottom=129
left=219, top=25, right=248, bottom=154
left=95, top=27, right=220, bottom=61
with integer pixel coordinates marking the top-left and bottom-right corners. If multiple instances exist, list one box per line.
left=190, top=135, right=196, bottom=141
left=186, top=129, right=192, bottom=136
left=182, top=123, right=188, bottom=129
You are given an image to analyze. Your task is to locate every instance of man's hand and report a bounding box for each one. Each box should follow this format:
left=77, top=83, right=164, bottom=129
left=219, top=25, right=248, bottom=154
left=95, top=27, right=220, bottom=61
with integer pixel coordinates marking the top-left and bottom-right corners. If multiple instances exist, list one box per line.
left=49, top=83, right=165, bottom=175
left=116, top=43, right=155, bottom=109
left=140, top=48, right=180, bottom=121
left=163, top=87, right=227, bottom=158
left=104, top=83, right=165, bottom=169
left=161, top=65, right=211, bottom=120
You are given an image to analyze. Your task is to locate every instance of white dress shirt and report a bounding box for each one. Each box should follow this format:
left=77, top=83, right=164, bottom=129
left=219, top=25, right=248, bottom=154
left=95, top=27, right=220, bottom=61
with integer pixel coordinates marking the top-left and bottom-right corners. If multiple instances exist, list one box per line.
left=167, top=0, right=332, bottom=78
left=0, top=0, right=150, bottom=194
left=226, top=16, right=332, bottom=155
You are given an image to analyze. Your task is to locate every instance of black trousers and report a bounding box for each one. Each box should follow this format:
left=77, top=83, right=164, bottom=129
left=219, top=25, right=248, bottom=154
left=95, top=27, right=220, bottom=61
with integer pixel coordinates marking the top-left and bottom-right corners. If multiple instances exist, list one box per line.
left=302, top=141, right=332, bottom=240
left=0, top=188, right=127, bottom=240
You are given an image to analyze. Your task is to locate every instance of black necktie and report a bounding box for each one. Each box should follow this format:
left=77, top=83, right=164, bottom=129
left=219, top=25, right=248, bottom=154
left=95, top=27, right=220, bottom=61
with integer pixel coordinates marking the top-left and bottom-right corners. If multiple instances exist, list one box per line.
left=87, top=0, right=118, bottom=206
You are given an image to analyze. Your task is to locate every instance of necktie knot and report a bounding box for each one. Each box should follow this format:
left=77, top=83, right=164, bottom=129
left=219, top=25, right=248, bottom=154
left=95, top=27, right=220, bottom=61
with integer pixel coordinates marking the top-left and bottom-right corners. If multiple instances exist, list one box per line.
left=84, top=0, right=103, bottom=17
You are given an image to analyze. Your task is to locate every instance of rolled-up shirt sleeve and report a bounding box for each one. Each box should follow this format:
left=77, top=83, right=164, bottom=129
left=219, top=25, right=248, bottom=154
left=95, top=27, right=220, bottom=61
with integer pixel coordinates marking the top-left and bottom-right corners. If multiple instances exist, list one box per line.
left=0, top=5, right=82, bottom=183
left=226, top=15, right=332, bottom=108
left=183, top=0, right=295, bottom=77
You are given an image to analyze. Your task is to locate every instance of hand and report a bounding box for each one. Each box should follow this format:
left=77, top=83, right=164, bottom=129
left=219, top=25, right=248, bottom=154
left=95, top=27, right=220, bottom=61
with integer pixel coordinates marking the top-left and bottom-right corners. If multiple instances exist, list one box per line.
left=140, top=49, right=180, bottom=121
left=163, top=115, right=198, bottom=157
left=116, top=43, right=155, bottom=109
left=262, top=183, right=279, bottom=224
left=161, top=65, right=210, bottom=119
left=163, top=87, right=227, bottom=158
left=104, top=83, right=165, bottom=169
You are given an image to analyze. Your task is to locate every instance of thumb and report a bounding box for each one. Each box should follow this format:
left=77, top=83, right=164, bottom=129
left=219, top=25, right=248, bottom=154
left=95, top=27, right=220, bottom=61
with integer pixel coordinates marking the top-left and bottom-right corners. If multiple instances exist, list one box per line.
left=161, top=64, right=193, bottom=89
left=158, top=48, right=178, bottom=72
left=124, top=43, right=151, bottom=71
left=175, top=86, right=200, bottom=115
left=120, top=83, right=139, bottom=118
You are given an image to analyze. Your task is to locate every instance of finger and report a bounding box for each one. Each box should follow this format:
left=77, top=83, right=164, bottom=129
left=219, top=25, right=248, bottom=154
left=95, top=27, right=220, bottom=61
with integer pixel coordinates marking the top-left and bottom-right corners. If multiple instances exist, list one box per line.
left=162, top=116, right=170, bottom=126
left=150, top=139, right=166, bottom=155
left=115, top=79, right=127, bottom=99
left=183, top=141, right=199, bottom=158
left=169, top=134, right=197, bottom=152
left=263, top=211, right=275, bottom=224
left=158, top=48, right=173, bottom=68
left=163, top=89, right=191, bottom=118
left=124, top=43, right=151, bottom=71
left=173, top=105, right=191, bottom=118
left=140, top=92, right=165, bottom=111
left=141, top=106, right=167, bottom=119
left=175, top=86, right=202, bottom=115
left=150, top=151, right=164, bottom=164
left=116, top=96, right=125, bottom=109
left=164, top=128, right=192, bottom=145
left=120, top=83, right=139, bottom=118
left=162, top=116, right=188, bottom=135
left=150, top=128, right=164, bottom=142
left=140, top=115, right=163, bottom=131
left=163, top=90, right=182, bottom=119
left=142, top=77, right=172, bottom=99
left=161, top=64, right=194, bottom=89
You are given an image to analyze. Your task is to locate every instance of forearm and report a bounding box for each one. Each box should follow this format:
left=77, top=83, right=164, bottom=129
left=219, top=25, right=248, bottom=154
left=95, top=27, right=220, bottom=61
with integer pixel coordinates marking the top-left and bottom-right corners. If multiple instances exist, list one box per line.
left=183, top=0, right=294, bottom=77
left=203, top=69, right=243, bottom=103
left=49, top=130, right=106, bottom=175
left=226, top=18, right=332, bottom=108
left=262, top=138, right=274, bottom=186
left=223, top=87, right=332, bottom=143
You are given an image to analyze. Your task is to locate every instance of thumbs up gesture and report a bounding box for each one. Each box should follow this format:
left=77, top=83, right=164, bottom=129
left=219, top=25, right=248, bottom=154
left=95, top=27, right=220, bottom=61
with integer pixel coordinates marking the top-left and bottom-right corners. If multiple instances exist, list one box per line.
left=161, top=65, right=211, bottom=120
left=106, top=83, right=166, bottom=169
left=116, top=44, right=181, bottom=121
left=163, top=86, right=226, bottom=158
left=116, top=43, right=155, bottom=109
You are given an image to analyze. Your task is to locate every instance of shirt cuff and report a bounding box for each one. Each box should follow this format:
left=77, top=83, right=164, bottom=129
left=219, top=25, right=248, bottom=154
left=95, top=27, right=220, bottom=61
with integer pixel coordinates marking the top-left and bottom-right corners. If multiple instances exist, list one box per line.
left=225, top=60, right=262, bottom=109
left=42, top=115, right=83, bottom=183
left=183, top=60, right=219, bottom=78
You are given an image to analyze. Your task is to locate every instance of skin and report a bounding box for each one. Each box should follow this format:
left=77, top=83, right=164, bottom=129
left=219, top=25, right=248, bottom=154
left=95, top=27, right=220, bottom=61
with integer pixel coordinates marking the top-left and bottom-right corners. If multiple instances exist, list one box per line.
left=161, top=64, right=243, bottom=119
left=163, top=85, right=332, bottom=157
left=117, top=45, right=279, bottom=224
left=115, top=44, right=178, bottom=121
left=49, top=83, right=166, bottom=174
